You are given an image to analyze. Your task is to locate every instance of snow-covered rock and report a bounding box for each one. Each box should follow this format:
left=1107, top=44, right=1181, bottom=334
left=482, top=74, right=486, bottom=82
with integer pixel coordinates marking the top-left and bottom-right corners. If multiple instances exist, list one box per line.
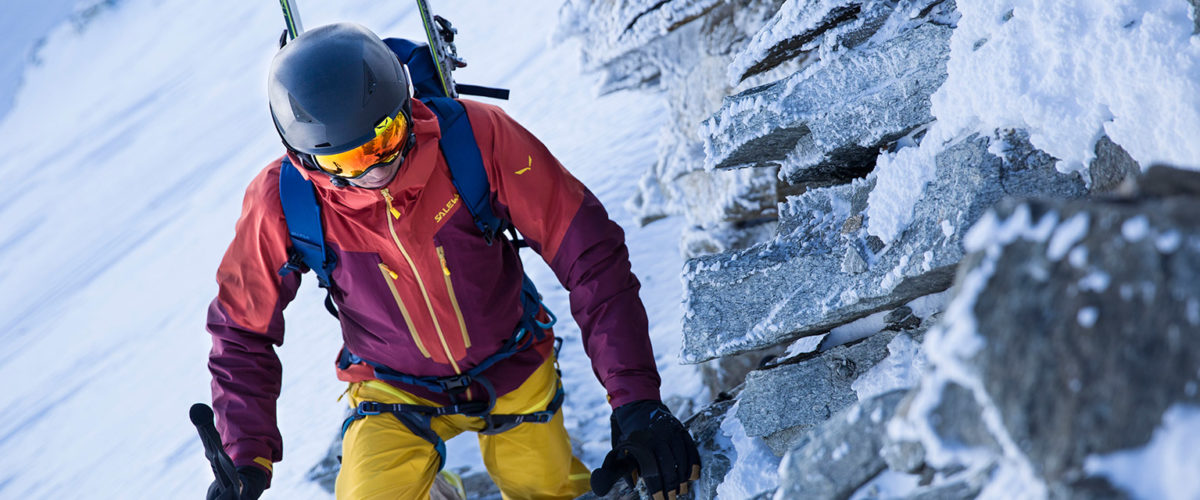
left=685, top=399, right=738, bottom=500
left=560, top=0, right=790, bottom=255
left=703, top=20, right=951, bottom=182
left=738, top=329, right=910, bottom=455
left=683, top=132, right=1086, bottom=363
left=896, top=165, right=1200, bottom=498
left=774, top=390, right=907, bottom=500
left=727, top=0, right=894, bottom=83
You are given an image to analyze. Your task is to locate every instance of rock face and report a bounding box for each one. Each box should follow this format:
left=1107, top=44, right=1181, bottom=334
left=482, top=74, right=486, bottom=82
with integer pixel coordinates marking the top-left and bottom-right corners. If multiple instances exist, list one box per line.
left=897, top=166, right=1200, bottom=498
left=974, top=177, right=1200, bottom=493
left=685, top=399, right=738, bottom=500
left=703, top=21, right=951, bottom=182
left=559, top=0, right=790, bottom=254
left=683, top=132, right=1088, bottom=363
left=738, top=330, right=908, bottom=455
left=555, top=0, right=1200, bottom=497
left=774, top=390, right=907, bottom=500
left=683, top=315, right=932, bottom=499
left=1088, top=135, right=1141, bottom=193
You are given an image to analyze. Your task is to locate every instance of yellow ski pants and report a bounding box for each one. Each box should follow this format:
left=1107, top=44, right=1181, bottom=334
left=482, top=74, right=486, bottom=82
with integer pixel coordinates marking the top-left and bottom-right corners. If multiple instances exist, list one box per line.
left=335, top=357, right=592, bottom=499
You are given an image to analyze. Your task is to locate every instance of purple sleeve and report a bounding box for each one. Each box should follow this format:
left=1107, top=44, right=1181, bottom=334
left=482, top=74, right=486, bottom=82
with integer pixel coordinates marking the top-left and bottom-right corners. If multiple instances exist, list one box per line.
left=205, top=163, right=302, bottom=478
left=546, top=192, right=663, bottom=409
left=206, top=273, right=298, bottom=477
left=469, top=101, right=662, bottom=409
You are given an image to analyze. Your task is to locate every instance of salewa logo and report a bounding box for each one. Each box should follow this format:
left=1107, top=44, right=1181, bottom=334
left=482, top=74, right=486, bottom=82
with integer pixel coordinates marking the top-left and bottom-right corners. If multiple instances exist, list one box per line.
left=435, top=195, right=460, bottom=223
left=515, top=155, right=532, bottom=175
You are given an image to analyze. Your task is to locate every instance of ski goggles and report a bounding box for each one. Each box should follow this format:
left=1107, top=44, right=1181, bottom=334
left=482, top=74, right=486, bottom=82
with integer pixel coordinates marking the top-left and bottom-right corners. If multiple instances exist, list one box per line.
left=312, top=112, right=409, bottom=178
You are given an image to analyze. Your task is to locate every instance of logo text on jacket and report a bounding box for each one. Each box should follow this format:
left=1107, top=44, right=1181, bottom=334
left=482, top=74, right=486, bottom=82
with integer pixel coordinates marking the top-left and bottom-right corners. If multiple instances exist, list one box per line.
left=435, top=195, right=461, bottom=223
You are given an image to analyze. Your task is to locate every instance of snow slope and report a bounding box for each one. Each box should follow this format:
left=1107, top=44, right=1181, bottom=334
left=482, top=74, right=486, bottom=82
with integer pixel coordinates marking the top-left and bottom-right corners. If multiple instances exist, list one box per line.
left=0, top=1, right=702, bottom=498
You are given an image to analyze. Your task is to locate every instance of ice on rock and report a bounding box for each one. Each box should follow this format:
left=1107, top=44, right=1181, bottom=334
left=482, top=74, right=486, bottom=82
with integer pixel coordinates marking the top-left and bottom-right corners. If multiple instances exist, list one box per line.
left=1069, top=246, right=1089, bottom=268
left=1079, top=271, right=1111, bottom=292
left=703, top=22, right=952, bottom=184
left=1047, top=212, right=1090, bottom=261
left=684, top=133, right=1084, bottom=362
left=727, top=0, right=872, bottom=83
left=717, top=403, right=781, bottom=500
left=1122, top=215, right=1150, bottom=242
left=852, top=332, right=926, bottom=401
left=1156, top=230, right=1182, bottom=253
left=1077, top=307, right=1099, bottom=328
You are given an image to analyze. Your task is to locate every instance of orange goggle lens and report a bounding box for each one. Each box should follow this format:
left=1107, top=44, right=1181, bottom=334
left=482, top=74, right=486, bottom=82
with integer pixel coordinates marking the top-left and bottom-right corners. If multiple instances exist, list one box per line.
left=313, top=113, right=409, bottom=178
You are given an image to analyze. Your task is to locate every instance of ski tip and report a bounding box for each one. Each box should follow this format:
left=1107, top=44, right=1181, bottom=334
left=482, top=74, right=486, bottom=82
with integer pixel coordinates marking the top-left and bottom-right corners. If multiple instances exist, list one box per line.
left=190, top=403, right=214, bottom=427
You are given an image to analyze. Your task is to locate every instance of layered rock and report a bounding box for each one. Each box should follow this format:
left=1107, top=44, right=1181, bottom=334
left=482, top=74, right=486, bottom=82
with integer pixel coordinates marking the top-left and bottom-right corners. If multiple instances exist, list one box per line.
left=703, top=20, right=952, bottom=183
left=560, top=0, right=799, bottom=256
left=729, top=0, right=954, bottom=82
left=683, top=132, right=1087, bottom=363
left=738, top=329, right=913, bottom=455
left=773, top=390, right=907, bottom=499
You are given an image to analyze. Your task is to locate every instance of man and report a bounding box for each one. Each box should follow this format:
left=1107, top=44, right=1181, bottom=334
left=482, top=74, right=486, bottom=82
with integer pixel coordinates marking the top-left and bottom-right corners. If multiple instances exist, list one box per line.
left=206, top=22, right=699, bottom=499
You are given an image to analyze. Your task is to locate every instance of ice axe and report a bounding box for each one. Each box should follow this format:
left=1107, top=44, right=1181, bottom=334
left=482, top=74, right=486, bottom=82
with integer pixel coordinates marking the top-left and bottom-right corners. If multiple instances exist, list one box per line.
left=190, top=403, right=244, bottom=499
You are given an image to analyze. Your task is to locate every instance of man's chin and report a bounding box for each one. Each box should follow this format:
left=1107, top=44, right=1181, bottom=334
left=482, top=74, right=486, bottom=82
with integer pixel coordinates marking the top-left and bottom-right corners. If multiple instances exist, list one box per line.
left=348, top=163, right=400, bottom=189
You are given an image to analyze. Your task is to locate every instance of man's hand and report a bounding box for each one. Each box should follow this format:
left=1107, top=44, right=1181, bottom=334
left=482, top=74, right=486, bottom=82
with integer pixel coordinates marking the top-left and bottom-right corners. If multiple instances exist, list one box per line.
left=592, top=400, right=701, bottom=500
left=207, top=466, right=268, bottom=500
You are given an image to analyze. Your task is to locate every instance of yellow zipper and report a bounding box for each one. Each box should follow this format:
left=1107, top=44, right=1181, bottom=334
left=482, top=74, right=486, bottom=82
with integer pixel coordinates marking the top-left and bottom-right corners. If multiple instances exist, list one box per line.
left=381, top=188, right=462, bottom=374
left=437, top=246, right=471, bottom=349
left=378, top=263, right=431, bottom=359
left=381, top=189, right=402, bottom=219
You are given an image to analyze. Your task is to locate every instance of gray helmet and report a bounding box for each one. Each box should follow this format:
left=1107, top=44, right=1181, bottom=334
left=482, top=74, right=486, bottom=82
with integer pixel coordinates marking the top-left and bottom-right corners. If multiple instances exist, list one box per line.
left=268, top=22, right=413, bottom=156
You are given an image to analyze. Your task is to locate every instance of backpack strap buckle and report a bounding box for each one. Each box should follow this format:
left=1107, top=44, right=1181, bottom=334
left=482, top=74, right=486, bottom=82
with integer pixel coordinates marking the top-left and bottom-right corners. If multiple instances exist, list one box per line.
left=277, top=250, right=306, bottom=277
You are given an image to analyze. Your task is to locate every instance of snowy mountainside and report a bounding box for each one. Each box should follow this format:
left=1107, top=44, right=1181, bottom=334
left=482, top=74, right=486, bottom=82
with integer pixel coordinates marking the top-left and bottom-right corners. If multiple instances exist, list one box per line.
left=0, top=0, right=705, bottom=498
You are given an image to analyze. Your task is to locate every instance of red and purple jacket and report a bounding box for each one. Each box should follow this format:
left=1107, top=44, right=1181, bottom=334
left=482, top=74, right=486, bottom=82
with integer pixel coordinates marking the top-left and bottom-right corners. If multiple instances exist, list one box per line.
left=207, top=99, right=662, bottom=472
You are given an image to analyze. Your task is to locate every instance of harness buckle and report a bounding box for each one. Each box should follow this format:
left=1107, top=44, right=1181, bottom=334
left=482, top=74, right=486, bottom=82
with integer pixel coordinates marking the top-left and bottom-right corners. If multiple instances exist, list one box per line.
left=357, top=401, right=385, bottom=416
left=438, top=375, right=473, bottom=393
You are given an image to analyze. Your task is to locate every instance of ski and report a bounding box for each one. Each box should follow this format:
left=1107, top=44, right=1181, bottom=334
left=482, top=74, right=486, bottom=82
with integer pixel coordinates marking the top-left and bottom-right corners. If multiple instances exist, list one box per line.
left=415, top=0, right=465, bottom=98
left=279, top=0, right=304, bottom=40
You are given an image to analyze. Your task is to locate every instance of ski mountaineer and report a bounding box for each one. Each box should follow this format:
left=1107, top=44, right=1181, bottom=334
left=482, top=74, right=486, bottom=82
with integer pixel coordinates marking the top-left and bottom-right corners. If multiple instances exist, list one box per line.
left=205, top=22, right=700, bottom=500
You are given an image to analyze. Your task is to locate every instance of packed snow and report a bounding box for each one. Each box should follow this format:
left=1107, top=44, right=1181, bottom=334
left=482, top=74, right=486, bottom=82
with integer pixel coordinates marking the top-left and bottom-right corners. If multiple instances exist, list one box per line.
left=0, top=0, right=704, bottom=497
left=867, top=0, right=1200, bottom=242
left=932, top=0, right=1200, bottom=175
left=851, top=332, right=927, bottom=401
left=866, top=133, right=941, bottom=244
left=1085, top=405, right=1200, bottom=500
left=717, top=403, right=781, bottom=499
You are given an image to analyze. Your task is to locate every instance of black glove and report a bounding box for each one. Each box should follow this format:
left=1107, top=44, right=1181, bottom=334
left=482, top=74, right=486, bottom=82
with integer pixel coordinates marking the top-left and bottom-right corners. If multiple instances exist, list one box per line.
left=206, top=466, right=268, bottom=500
left=592, top=400, right=701, bottom=500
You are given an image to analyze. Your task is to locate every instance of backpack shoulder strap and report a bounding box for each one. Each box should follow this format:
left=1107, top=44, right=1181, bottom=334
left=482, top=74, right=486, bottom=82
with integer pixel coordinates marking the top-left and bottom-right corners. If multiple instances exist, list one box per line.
left=277, top=158, right=340, bottom=317
left=421, top=97, right=507, bottom=244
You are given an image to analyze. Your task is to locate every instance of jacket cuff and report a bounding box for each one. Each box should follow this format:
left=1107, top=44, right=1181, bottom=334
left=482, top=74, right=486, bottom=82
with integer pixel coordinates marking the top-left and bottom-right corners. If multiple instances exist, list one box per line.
left=604, top=374, right=662, bottom=409
left=230, top=445, right=275, bottom=487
